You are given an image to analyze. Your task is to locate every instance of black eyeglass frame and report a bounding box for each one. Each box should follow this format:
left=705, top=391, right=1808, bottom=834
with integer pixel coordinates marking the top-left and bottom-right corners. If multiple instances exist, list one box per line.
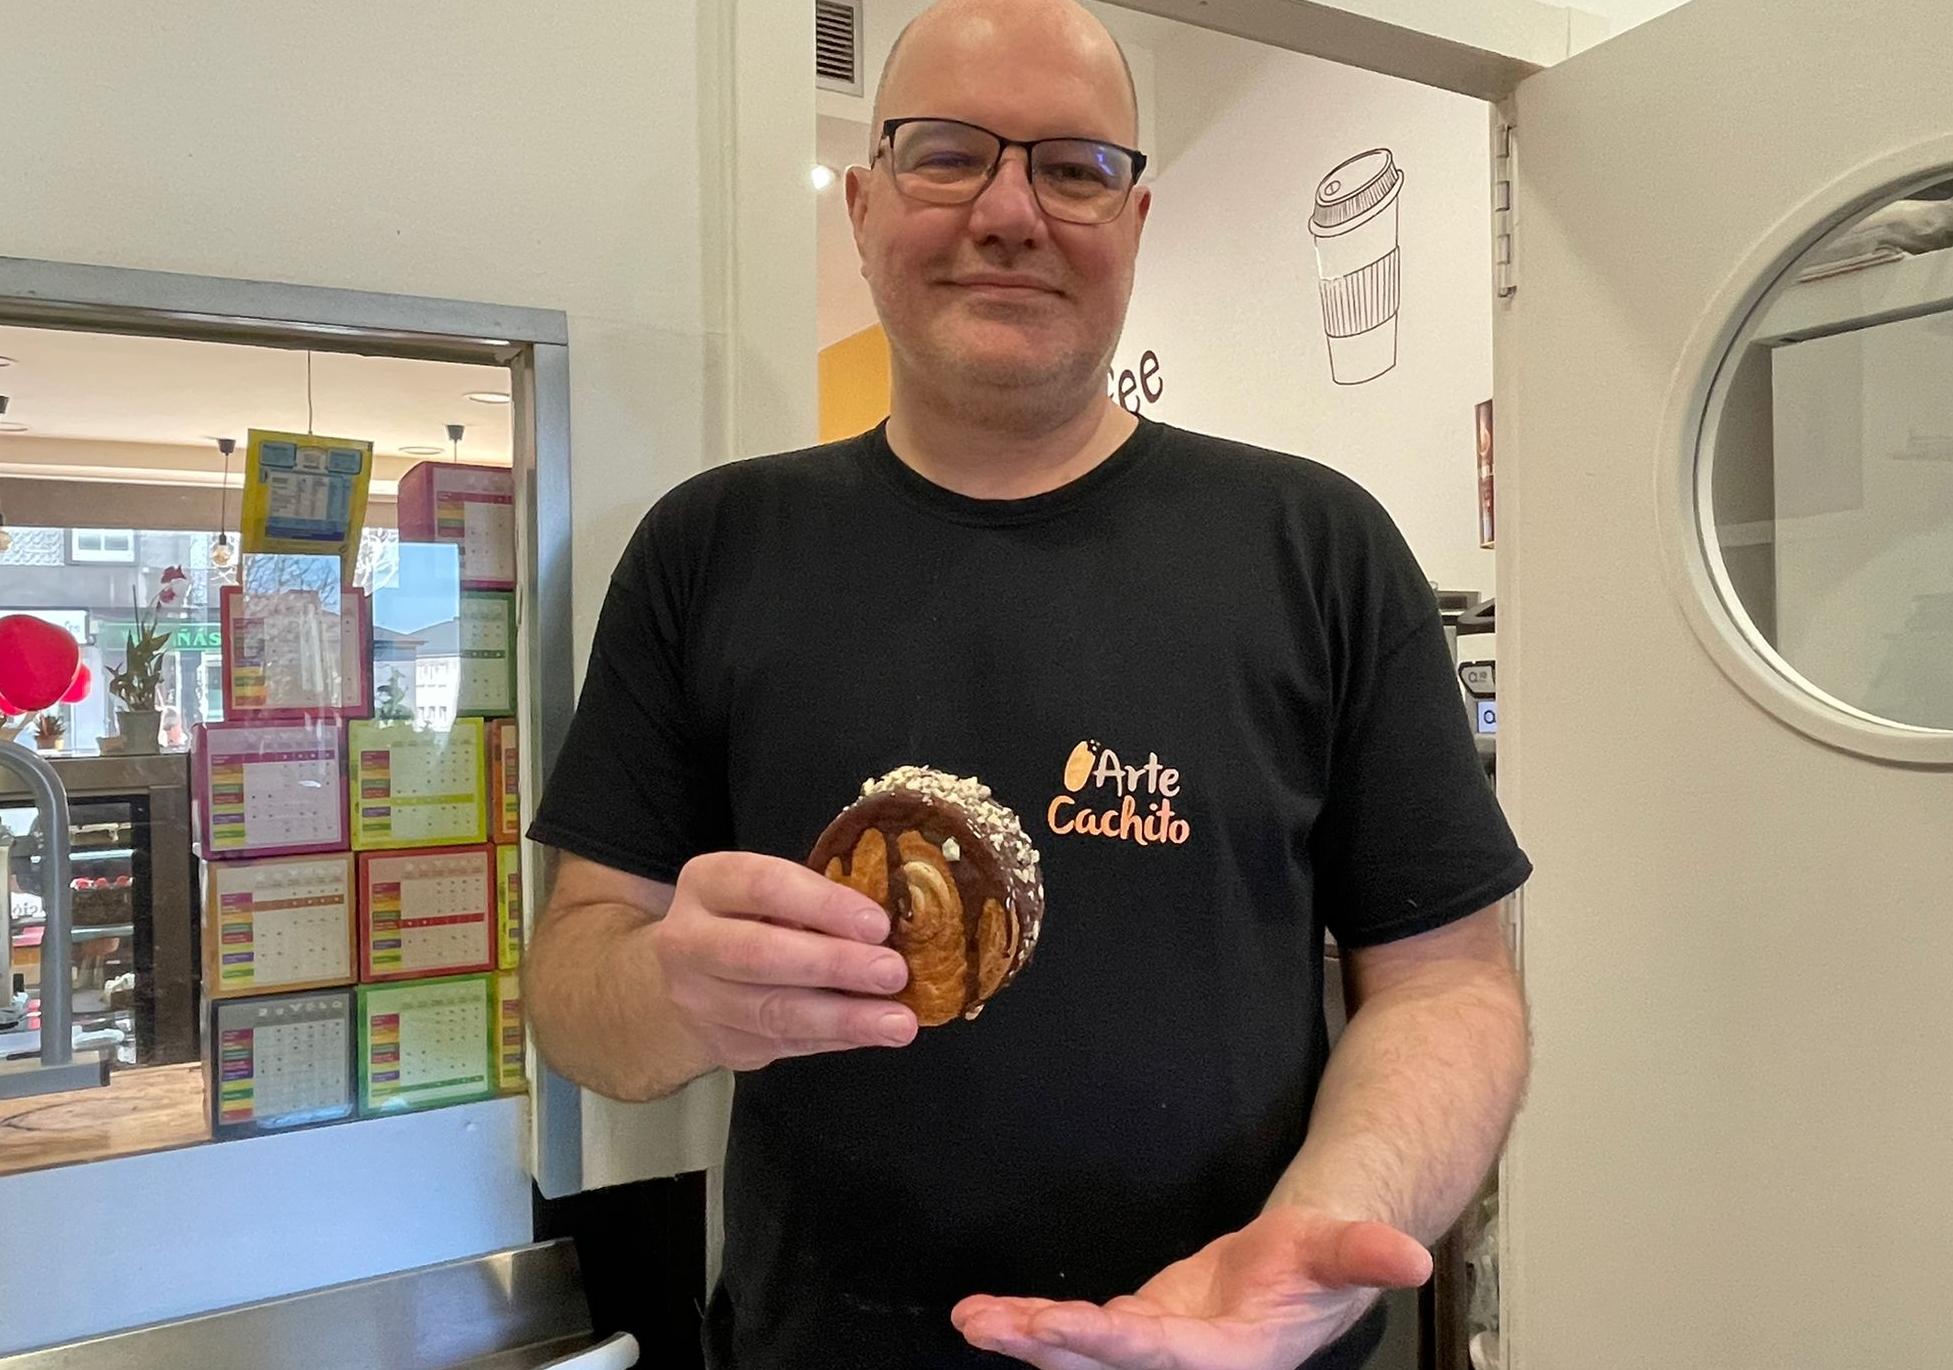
left=873, top=116, right=1149, bottom=222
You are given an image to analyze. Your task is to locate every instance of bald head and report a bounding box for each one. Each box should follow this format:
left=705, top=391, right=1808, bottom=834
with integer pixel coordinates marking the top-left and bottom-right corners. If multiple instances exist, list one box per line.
left=869, top=0, right=1140, bottom=154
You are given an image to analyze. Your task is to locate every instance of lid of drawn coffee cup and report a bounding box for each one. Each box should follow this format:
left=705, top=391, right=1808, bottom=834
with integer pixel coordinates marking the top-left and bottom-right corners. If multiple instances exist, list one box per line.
left=1312, top=149, right=1403, bottom=232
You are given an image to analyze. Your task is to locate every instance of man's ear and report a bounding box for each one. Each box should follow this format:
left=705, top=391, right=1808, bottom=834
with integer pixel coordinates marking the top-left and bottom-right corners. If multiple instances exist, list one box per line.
left=845, top=164, right=872, bottom=263
left=1132, top=185, right=1153, bottom=241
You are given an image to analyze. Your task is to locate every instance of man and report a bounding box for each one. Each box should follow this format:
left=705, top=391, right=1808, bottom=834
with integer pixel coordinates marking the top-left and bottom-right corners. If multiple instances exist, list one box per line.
left=524, top=1, right=1531, bottom=1366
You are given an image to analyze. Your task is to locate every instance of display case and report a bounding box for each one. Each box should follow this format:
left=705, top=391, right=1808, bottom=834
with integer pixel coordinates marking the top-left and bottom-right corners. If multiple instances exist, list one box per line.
left=2, top=753, right=201, bottom=1069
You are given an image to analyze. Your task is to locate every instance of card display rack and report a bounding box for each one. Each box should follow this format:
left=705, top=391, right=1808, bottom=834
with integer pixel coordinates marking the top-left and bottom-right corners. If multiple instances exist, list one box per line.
left=496, top=970, right=525, bottom=1094
left=219, top=584, right=373, bottom=722
left=203, top=852, right=357, bottom=998
left=454, top=592, right=516, bottom=718
left=495, top=842, right=522, bottom=972
left=356, top=845, right=496, bottom=982
left=193, top=720, right=349, bottom=860
left=357, top=974, right=495, bottom=1116
left=488, top=718, right=520, bottom=845
left=348, top=718, right=487, bottom=850
left=396, top=460, right=516, bottom=591
left=209, top=987, right=357, bottom=1137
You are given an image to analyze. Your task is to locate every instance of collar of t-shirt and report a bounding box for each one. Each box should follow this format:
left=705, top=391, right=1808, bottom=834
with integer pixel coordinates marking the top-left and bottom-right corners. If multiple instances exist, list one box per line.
left=861, top=416, right=1163, bottom=527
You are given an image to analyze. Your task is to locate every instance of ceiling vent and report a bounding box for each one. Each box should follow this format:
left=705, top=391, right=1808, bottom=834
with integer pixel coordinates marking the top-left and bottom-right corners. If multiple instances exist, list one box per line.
left=816, top=0, right=863, bottom=96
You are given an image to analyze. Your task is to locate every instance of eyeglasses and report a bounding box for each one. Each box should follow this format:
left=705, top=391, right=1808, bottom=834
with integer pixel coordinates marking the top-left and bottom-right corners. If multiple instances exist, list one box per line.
left=874, top=117, right=1147, bottom=226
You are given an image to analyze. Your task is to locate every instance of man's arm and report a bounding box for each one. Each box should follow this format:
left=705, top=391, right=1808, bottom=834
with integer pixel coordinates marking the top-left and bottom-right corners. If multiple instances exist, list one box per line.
left=522, top=852, right=715, bottom=1102
left=1266, top=902, right=1530, bottom=1244
left=523, top=848, right=919, bottom=1104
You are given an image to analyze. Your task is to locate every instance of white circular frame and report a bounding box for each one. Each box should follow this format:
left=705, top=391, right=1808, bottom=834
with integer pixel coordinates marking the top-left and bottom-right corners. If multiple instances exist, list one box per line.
left=1657, top=133, right=1953, bottom=767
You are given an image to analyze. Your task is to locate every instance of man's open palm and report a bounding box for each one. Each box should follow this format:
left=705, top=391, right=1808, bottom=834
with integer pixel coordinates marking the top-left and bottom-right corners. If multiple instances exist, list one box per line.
left=951, top=1206, right=1433, bottom=1370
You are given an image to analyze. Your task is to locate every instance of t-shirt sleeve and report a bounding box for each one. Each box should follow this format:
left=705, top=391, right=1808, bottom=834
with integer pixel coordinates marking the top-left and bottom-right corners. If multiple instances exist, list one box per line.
left=525, top=502, right=731, bottom=884
left=1310, top=506, right=1531, bottom=949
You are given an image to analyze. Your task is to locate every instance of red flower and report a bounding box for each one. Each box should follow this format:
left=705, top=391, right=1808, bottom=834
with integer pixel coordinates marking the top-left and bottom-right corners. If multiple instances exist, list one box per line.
left=161, top=565, right=188, bottom=585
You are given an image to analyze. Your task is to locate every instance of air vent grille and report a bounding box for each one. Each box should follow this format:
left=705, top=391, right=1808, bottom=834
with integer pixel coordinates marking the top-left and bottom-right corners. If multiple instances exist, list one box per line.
left=816, top=0, right=862, bottom=95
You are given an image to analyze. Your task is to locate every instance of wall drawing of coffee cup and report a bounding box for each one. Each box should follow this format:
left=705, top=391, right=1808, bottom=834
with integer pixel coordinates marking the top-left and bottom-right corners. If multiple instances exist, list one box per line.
left=1310, top=148, right=1405, bottom=385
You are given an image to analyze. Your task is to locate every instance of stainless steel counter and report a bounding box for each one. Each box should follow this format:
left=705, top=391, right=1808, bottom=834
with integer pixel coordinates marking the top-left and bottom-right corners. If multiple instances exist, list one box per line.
left=0, top=1240, right=624, bottom=1370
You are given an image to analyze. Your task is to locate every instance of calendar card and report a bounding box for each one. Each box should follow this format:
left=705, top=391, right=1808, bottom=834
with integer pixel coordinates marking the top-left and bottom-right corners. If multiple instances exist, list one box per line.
left=221, top=584, right=372, bottom=721
left=204, top=853, right=357, bottom=997
left=488, top=718, right=520, bottom=844
left=496, top=971, right=525, bottom=1093
left=454, top=592, right=516, bottom=718
left=358, top=974, right=494, bottom=1115
left=194, top=720, right=349, bottom=860
left=396, top=460, right=516, bottom=589
left=210, top=988, right=355, bottom=1136
left=349, top=718, right=487, bottom=849
left=496, top=842, right=522, bottom=971
left=357, top=845, right=495, bottom=981
left=239, top=429, right=374, bottom=574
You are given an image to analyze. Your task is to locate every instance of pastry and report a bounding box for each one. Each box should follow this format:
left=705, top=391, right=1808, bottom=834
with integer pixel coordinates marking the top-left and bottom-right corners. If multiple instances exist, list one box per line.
left=809, top=766, right=1044, bottom=1026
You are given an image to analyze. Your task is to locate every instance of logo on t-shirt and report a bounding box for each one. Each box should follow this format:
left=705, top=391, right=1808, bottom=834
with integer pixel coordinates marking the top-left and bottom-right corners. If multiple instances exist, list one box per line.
left=1046, top=740, right=1191, bottom=847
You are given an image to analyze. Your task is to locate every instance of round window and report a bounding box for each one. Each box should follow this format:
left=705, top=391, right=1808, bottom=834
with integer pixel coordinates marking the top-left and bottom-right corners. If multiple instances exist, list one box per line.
left=1697, top=172, right=1953, bottom=740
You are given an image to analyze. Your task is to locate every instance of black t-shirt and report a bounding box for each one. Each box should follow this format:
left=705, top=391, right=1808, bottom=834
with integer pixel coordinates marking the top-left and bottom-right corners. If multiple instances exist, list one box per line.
left=529, top=418, right=1531, bottom=1370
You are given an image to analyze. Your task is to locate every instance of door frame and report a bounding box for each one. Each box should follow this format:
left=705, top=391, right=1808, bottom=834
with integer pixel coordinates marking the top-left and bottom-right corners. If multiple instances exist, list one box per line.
left=0, top=254, right=585, bottom=1196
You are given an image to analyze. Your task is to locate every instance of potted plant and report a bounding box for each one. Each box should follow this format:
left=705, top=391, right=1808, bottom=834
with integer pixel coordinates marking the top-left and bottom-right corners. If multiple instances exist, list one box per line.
left=106, top=566, right=188, bottom=755
left=32, top=712, right=66, bottom=752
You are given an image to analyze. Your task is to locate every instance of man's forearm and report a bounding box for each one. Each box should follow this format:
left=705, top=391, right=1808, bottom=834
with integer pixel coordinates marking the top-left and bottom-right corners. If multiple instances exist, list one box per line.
left=1267, top=962, right=1530, bottom=1245
left=523, top=902, right=717, bottom=1103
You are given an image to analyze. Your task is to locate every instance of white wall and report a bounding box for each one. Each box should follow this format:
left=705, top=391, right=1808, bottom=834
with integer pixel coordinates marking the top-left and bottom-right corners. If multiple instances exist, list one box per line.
left=0, top=0, right=811, bottom=1347
left=816, top=5, right=1496, bottom=593
left=1112, top=19, right=1496, bottom=593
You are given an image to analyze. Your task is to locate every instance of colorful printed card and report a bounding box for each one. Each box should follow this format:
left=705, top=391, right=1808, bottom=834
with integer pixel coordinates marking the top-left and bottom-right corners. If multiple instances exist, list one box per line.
left=496, top=842, right=522, bottom=971
left=348, top=718, right=487, bottom=850
left=496, top=971, right=525, bottom=1093
left=220, top=584, right=371, bottom=721
left=396, top=461, right=516, bottom=590
left=455, top=592, right=516, bottom=717
left=194, top=720, right=349, bottom=860
left=240, top=428, right=374, bottom=572
left=488, top=718, right=520, bottom=844
left=204, top=853, right=357, bottom=998
left=210, top=989, right=355, bottom=1137
left=358, top=975, right=494, bottom=1115
left=357, top=845, right=495, bottom=982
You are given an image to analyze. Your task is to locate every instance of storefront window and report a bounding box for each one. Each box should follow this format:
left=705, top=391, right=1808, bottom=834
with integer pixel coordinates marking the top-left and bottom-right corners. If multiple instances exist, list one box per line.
left=2, top=326, right=525, bottom=1174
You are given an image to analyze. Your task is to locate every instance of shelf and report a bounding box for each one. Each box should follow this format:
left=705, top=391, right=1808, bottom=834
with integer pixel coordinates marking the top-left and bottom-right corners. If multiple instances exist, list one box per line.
left=9, top=921, right=137, bottom=944
left=74, top=924, right=136, bottom=942
left=1755, top=247, right=1953, bottom=346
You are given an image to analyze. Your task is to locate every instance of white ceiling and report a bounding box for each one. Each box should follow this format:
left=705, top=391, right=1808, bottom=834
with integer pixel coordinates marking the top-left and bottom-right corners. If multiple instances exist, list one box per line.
left=0, top=324, right=513, bottom=467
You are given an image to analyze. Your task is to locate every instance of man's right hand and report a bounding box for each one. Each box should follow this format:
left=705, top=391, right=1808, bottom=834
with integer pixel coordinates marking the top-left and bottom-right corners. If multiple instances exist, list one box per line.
left=653, top=851, right=918, bottom=1071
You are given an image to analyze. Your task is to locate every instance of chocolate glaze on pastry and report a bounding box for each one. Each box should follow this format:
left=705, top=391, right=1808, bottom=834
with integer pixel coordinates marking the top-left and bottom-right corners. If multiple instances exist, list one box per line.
left=808, top=766, right=1044, bottom=1026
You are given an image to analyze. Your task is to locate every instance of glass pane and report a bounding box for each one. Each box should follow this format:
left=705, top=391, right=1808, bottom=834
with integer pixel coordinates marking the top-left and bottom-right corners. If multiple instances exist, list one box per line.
left=0, top=324, right=524, bottom=1175
left=1702, top=174, right=1953, bottom=730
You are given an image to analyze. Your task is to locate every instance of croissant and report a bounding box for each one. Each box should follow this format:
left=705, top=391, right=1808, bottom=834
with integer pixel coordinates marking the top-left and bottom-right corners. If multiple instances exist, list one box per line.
left=809, top=766, right=1044, bottom=1026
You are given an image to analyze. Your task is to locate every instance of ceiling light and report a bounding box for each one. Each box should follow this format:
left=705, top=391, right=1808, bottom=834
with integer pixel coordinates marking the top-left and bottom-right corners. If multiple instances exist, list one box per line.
left=0, top=357, right=14, bottom=367
left=400, top=445, right=446, bottom=456
left=465, top=391, right=511, bottom=405
left=811, top=164, right=837, bottom=191
left=0, top=422, right=27, bottom=434
left=208, top=437, right=239, bottom=570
